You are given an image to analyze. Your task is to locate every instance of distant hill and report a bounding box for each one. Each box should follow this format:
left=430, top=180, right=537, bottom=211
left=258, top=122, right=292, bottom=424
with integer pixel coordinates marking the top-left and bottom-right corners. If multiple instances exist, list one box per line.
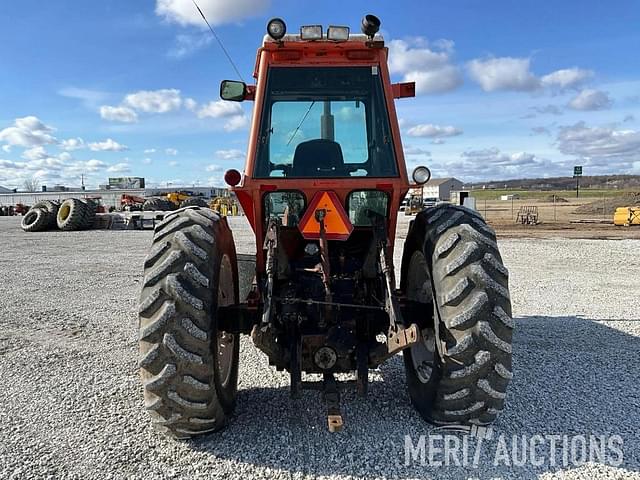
left=465, top=175, right=640, bottom=191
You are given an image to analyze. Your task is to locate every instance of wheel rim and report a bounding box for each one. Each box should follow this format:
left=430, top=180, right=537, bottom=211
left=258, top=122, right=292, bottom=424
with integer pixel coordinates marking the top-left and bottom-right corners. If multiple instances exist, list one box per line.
left=59, top=204, right=71, bottom=221
left=406, top=250, right=437, bottom=384
left=406, top=250, right=432, bottom=303
left=216, top=254, right=235, bottom=388
left=24, top=210, right=37, bottom=226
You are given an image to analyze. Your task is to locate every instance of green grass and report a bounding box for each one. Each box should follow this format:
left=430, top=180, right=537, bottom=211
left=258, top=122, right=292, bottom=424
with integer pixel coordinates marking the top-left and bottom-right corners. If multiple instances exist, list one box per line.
left=469, top=188, right=635, bottom=201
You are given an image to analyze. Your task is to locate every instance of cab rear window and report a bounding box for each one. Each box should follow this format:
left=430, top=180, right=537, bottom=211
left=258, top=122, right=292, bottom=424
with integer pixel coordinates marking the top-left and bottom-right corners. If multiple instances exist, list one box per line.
left=347, top=190, right=388, bottom=226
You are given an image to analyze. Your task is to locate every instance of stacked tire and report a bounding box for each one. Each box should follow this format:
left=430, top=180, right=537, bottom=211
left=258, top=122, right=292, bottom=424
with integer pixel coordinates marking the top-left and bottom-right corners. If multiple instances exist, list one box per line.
left=143, top=198, right=176, bottom=212
left=80, top=199, right=98, bottom=229
left=57, top=198, right=95, bottom=231
left=20, top=200, right=59, bottom=232
left=180, top=197, right=209, bottom=208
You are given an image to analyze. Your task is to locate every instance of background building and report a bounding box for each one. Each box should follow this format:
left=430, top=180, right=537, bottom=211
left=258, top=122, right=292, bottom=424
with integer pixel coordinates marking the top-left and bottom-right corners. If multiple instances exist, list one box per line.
left=423, top=177, right=464, bottom=201
left=0, top=186, right=230, bottom=210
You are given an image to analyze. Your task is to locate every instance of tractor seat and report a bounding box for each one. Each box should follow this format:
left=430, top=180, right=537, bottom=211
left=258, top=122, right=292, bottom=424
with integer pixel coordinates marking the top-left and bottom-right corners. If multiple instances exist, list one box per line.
left=291, top=139, right=345, bottom=177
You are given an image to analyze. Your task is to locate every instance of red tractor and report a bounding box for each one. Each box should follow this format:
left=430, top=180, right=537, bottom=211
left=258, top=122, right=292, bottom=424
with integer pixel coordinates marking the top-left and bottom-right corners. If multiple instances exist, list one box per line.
left=138, top=15, right=513, bottom=438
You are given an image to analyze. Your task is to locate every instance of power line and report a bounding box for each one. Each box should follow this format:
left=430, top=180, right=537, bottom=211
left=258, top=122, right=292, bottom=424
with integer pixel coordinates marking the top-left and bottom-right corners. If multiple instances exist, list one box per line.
left=287, top=101, right=316, bottom=146
left=191, top=0, right=245, bottom=83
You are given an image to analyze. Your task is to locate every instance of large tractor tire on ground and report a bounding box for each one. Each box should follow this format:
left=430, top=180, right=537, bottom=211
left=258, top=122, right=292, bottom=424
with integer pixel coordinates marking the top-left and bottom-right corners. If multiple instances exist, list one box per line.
left=57, top=198, right=87, bottom=231
left=401, top=204, right=513, bottom=426
left=180, top=197, right=209, bottom=209
left=138, top=207, right=240, bottom=439
left=21, top=208, right=51, bottom=232
left=32, top=200, right=60, bottom=228
left=143, top=198, right=176, bottom=212
left=79, top=199, right=97, bottom=229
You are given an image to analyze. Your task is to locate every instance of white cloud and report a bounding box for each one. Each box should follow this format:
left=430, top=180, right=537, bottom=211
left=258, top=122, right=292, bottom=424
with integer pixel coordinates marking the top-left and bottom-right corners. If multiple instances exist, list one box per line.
left=404, top=146, right=431, bottom=156
left=22, top=146, right=49, bottom=161
left=198, top=100, right=243, bottom=118
left=0, top=116, right=57, bottom=147
left=58, top=87, right=109, bottom=108
left=567, top=89, right=613, bottom=111
left=165, top=148, right=178, bottom=155
left=215, top=149, right=245, bottom=160
left=123, top=89, right=182, bottom=113
left=461, top=148, right=541, bottom=169
left=85, top=159, right=107, bottom=170
left=0, top=148, right=114, bottom=189
left=142, top=158, right=153, bottom=165
left=421, top=147, right=553, bottom=181
left=100, top=105, right=138, bottom=123
left=224, top=115, right=249, bottom=132
left=388, top=38, right=462, bottom=94
left=107, top=163, right=131, bottom=173
left=206, top=164, right=223, bottom=172
left=168, top=33, right=212, bottom=58
left=144, top=148, right=157, bottom=154
left=557, top=122, right=640, bottom=160
left=467, top=57, right=539, bottom=92
left=184, top=98, right=197, bottom=111
left=60, top=137, right=85, bottom=150
left=1, top=145, right=11, bottom=153
left=407, top=124, right=463, bottom=138
left=533, top=104, right=563, bottom=116
left=531, top=126, right=551, bottom=136
left=168, top=160, right=179, bottom=167
left=88, top=138, right=128, bottom=151
left=540, top=68, right=593, bottom=90
left=155, top=0, right=269, bottom=27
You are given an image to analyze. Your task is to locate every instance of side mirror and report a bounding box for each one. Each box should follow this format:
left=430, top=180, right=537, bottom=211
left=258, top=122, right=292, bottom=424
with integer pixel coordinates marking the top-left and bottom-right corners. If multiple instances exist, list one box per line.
left=220, top=80, right=247, bottom=102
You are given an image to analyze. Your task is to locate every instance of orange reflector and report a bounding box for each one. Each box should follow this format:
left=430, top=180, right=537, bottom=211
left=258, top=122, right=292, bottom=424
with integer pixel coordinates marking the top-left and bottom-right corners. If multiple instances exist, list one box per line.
left=298, top=191, right=353, bottom=241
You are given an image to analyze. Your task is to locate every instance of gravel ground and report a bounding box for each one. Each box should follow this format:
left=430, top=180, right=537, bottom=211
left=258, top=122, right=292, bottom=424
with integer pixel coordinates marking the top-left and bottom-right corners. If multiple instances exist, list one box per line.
left=0, top=214, right=639, bottom=480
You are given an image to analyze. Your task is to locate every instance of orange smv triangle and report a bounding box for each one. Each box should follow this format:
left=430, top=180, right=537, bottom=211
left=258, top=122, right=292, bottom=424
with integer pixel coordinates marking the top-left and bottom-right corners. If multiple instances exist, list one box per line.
left=298, top=191, right=354, bottom=241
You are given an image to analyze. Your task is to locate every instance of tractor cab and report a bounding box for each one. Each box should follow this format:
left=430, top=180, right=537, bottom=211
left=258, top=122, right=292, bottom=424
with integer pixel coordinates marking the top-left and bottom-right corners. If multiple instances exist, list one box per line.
left=220, top=16, right=431, bottom=275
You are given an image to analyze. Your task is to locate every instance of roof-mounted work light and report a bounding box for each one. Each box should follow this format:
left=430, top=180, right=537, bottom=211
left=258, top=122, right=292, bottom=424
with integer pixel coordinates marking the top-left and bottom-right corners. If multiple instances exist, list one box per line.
left=300, top=25, right=323, bottom=40
left=267, top=18, right=286, bottom=41
left=327, top=25, right=350, bottom=41
left=360, top=14, right=380, bottom=39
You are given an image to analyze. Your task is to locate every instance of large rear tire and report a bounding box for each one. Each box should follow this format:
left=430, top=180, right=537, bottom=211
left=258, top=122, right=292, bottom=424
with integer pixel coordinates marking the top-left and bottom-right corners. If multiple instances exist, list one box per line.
left=401, top=204, right=513, bottom=425
left=138, top=207, right=240, bottom=438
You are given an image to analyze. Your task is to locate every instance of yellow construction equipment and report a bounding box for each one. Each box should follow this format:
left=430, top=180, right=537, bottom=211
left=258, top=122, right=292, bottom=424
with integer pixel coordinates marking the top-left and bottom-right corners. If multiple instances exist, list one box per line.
left=613, top=206, right=640, bottom=226
left=404, top=187, right=424, bottom=216
left=209, top=196, right=238, bottom=216
left=166, top=191, right=192, bottom=206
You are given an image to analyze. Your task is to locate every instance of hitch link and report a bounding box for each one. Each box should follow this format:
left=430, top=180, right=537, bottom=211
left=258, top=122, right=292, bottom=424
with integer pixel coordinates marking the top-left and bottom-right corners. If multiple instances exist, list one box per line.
left=379, top=240, right=420, bottom=356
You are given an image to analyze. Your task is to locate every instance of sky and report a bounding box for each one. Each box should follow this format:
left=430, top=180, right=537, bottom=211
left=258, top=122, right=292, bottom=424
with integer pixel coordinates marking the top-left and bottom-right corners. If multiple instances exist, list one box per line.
left=1, top=0, right=639, bottom=189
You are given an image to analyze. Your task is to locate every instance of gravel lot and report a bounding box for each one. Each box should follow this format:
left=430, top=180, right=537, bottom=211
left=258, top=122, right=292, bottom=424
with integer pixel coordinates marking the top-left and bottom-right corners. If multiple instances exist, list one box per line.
left=1, top=214, right=639, bottom=479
